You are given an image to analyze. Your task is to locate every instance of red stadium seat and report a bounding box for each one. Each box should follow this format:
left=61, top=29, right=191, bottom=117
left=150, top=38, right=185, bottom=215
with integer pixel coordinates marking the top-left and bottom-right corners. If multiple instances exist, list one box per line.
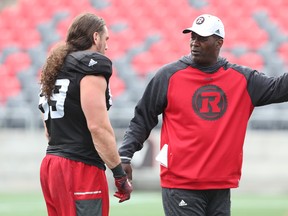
left=0, top=29, right=18, bottom=50
left=17, top=29, right=41, bottom=49
left=64, top=0, right=94, bottom=16
left=107, top=29, right=146, bottom=60
left=0, top=0, right=283, bottom=98
left=149, top=40, right=186, bottom=64
left=131, top=51, right=160, bottom=77
left=268, top=5, right=288, bottom=35
left=219, top=51, right=238, bottom=63
left=0, top=6, right=22, bottom=24
left=4, top=52, right=32, bottom=75
left=56, top=16, right=74, bottom=39
left=0, top=73, right=21, bottom=104
left=222, top=16, right=268, bottom=49
left=233, top=52, right=264, bottom=71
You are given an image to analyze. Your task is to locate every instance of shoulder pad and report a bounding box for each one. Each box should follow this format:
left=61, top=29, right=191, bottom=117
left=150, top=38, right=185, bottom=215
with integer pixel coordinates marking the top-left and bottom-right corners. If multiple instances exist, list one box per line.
left=66, top=51, right=112, bottom=79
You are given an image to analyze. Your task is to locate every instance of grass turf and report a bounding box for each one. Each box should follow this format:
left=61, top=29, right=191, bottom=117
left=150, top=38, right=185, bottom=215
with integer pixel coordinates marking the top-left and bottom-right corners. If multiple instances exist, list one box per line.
left=1, top=191, right=288, bottom=216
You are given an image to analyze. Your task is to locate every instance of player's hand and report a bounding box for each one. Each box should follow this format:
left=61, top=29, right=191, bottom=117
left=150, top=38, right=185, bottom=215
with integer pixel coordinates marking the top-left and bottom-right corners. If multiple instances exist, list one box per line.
left=113, top=175, right=133, bottom=203
left=121, top=163, right=133, bottom=181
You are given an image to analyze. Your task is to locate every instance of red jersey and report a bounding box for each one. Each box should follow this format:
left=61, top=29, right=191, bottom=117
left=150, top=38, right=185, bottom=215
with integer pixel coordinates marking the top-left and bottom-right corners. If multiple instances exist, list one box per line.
left=119, top=55, right=288, bottom=190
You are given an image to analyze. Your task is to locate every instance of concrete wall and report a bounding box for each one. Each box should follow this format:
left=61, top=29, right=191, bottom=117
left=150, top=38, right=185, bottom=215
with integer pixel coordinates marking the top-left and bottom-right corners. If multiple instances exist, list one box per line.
left=0, top=129, right=288, bottom=195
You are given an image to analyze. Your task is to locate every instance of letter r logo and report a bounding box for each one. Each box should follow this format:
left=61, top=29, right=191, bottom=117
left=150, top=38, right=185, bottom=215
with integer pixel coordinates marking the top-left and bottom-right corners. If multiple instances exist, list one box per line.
left=192, top=85, right=227, bottom=120
left=199, top=92, right=221, bottom=113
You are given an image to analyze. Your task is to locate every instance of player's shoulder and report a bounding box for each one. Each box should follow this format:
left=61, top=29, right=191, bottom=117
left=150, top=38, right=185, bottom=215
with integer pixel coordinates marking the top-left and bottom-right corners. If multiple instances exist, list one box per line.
left=70, top=50, right=111, bottom=64
left=65, top=50, right=112, bottom=77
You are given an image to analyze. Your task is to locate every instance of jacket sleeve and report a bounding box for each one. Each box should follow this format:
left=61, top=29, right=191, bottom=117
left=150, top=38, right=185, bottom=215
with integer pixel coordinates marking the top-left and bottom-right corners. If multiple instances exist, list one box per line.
left=247, top=69, right=288, bottom=106
left=118, top=67, right=169, bottom=163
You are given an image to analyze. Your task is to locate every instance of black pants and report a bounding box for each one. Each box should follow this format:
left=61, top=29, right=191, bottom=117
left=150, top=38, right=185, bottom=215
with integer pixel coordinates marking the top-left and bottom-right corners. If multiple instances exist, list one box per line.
left=162, top=188, right=231, bottom=216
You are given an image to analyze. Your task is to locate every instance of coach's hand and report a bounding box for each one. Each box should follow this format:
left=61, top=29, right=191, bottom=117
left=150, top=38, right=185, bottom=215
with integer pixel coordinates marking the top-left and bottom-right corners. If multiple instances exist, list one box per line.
left=121, top=163, right=133, bottom=181
left=114, top=175, right=133, bottom=203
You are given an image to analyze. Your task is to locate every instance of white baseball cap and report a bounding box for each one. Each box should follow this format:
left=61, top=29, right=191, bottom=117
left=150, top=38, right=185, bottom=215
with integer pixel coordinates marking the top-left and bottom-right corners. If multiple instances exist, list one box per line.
left=183, top=14, right=225, bottom=39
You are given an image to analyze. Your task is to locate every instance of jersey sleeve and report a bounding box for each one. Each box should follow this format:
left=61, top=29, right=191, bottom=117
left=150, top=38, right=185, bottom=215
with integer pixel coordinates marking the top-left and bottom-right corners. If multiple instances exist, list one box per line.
left=231, top=63, right=288, bottom=106
left=247, top=70, right=288, bottom=106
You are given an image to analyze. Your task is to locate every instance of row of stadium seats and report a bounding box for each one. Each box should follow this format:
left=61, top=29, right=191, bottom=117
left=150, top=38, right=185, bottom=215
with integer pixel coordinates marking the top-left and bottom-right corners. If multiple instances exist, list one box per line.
left=1, top=0, right=288, bottom=128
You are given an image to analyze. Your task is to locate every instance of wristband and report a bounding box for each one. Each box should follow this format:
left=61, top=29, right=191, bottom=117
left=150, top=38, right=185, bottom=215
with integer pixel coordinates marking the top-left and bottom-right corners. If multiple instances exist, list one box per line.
left=111, top=163, right=126, bottom=178
left=120, top=156, right=132, bottom=164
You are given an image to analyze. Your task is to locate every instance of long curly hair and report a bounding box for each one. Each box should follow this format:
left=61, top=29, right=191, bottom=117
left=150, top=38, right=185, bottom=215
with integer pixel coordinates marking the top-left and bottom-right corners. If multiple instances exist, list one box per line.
left=40, top=13, right=106, bottom=99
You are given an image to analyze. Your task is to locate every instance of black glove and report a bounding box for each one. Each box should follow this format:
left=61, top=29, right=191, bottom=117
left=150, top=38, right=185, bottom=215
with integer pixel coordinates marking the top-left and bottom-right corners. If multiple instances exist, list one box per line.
left=111, top=163, right=133, bottom=203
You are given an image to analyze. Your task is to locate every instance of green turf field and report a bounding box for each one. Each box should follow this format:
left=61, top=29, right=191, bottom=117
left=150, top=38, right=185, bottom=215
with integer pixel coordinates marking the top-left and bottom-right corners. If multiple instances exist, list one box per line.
left=1, top=191, right=288, bottom=216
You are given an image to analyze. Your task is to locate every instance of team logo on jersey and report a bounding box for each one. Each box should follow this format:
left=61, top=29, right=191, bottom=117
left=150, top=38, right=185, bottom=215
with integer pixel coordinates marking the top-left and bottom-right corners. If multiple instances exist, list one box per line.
left=192, top=85, right=227, bottom=120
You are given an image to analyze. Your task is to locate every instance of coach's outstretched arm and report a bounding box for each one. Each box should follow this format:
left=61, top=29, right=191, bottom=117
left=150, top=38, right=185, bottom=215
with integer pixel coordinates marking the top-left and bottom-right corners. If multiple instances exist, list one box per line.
left=119, top=68, right=169, bottom=181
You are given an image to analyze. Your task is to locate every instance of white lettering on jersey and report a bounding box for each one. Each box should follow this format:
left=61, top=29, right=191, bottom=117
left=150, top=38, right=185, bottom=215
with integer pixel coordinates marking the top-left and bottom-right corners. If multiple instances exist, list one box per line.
left=39, top=79, right=70, bottom=120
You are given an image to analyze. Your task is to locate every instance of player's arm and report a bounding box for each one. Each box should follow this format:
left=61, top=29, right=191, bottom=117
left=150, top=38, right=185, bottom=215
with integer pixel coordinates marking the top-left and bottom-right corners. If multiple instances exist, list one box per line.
left=80, top=74, right=120, bottom=169
left=81, top=74, right=132, bottom=203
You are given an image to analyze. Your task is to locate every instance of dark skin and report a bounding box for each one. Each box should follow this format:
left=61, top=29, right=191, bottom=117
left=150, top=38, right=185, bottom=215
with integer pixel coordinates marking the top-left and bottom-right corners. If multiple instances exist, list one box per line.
left=190, top=32, right=223, bottom=67
left=122, top=163, right=133, bottom=181
left=121, top=32, right=224, bottom=182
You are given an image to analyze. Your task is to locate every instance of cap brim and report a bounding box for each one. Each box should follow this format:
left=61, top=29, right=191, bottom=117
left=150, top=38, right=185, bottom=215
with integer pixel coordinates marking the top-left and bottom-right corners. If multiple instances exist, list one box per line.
left=182, top=28, right=192, bottom=34
left=182, top=29, right=215, bottom=37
